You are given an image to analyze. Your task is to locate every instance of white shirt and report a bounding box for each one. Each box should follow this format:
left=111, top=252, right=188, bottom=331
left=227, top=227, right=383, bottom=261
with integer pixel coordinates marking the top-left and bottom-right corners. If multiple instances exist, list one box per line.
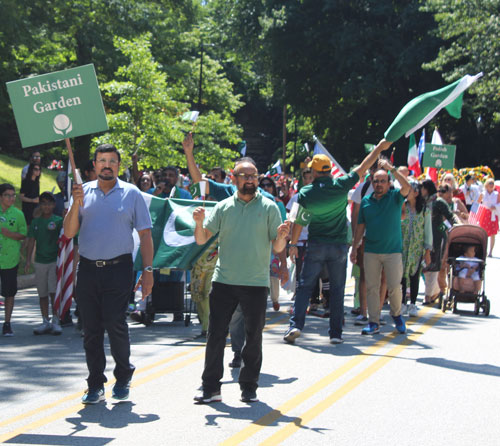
left=286, top=193, right=309, bottom=245
left=460, top=184, right=481, bottom=205
left=351, top=181, right=373, bottom=204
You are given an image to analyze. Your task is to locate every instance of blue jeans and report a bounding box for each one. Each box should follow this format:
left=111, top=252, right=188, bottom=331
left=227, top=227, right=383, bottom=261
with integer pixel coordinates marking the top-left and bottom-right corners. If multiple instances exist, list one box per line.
left=289, top=241, right=348, bottom=339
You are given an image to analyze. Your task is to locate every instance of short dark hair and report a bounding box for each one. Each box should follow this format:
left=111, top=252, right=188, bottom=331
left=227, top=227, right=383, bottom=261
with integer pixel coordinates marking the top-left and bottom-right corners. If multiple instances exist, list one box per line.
left=94, top=144, right=121, bottom=162
left=465, top=174, right=472, bottom=182
left=163, top=166, right=179, bottom=177
left=84, top=160, right=95, bottom=174
left=438, top=184, right=451, bottom=194
left=39, top=192, right=55, bottom=203
left=421, top=179, right=437, bottom=196
left=210, top=167, right=226, bottom=180
left=0, top=183, right=15, bottom=195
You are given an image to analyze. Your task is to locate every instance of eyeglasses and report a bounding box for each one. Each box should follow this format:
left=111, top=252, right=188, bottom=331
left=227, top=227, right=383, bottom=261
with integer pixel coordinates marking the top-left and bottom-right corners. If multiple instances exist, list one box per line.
left=2, top=193, right=16, bottom=199
left=96, top=158, right=119, bottom=165
left=235, top=173, right=258, bottom=181
left=141, top=178, right=151, bottom=183
left=33, top=167, right=41, bottom=171
left=372, top=179, right=387, bottom=184
left=32, top=156, right=41, bottom=159
left=260, top=183, right=273, bottom=188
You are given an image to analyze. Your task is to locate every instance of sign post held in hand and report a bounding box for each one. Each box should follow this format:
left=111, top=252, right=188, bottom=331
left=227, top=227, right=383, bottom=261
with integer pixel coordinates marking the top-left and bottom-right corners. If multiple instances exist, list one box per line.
left=6, top=64, right=108, bottom=183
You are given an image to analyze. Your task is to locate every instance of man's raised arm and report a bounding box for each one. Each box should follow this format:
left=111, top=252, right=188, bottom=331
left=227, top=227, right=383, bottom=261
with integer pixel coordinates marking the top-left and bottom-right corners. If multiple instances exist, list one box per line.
left=183, top=132, right=210, bottom=195
left=353, top=139, right=391, bottom=180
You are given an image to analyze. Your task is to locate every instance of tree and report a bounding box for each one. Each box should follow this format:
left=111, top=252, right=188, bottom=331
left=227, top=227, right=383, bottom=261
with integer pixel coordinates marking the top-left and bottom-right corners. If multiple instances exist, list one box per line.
left=93, top=34, right=243, bottom=173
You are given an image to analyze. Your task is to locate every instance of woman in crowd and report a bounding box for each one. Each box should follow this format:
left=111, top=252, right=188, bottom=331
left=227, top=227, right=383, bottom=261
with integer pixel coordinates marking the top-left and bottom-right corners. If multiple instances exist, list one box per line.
left=20, top=163, right=41, bottom=226
left=259, top=177, right=286, bottom=311
left=401, top=182, right=432, bottom=316
left=481, top=178, right=500, bottom=256
left=420, top=180, right=458, bottom=304
left=440, top=173, right=469, bottom=223
left=136, top=172, right=154, bottom=193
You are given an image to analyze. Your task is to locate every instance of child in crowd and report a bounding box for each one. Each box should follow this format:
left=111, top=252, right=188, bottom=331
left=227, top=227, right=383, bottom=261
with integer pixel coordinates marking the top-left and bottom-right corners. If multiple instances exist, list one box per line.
left=25, top=192, right=63, bottom=335
left=457, top=245, right=482, bottom=294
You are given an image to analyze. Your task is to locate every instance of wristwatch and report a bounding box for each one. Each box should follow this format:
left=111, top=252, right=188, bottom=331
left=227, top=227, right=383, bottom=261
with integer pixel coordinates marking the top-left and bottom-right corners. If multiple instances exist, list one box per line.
left=143, top=266, right=153, bottom=273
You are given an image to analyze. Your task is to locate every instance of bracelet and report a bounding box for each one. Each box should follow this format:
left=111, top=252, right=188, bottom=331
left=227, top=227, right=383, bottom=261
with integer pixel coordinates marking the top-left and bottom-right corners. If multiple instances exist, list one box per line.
left=289, top=244, right=299, bottom=248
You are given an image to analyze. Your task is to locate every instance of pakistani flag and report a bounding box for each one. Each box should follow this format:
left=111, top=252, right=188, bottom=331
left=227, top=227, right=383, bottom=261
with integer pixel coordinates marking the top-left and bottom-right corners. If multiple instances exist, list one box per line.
left=384, top=73, right=482, bottom=143
left=189, top=181, right=207, bottom=199
left=289, top=202, right=313, bottom=226
left=136, top=195, right=217, bottom=270
left=267, top=160, right=282, bottom=176
left=237, top=140, right=247, bottom=156
left=181, top=111, right=200, bottom=122
left=364, top=143, right=376, bottom=153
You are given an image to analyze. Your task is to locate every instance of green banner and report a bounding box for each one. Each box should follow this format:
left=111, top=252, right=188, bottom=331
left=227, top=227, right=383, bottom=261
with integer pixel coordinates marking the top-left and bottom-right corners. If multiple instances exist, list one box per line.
left=6, top=64, right=108, bottom=148
left=422, top=143, right=456, bottom=170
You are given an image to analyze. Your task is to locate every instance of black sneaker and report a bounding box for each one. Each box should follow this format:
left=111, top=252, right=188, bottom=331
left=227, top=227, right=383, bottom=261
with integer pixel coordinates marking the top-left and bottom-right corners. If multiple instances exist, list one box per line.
left=241, top=389, right=259, bottom=403
left=82, top=387, right=105, bottom=404
left=2, top=322, right=13, bottom=337
left=112, top=380, right=130, bottom=401
left=194, top=389, right=222, bottom=404
left=229, top=352, right=242, bottom=368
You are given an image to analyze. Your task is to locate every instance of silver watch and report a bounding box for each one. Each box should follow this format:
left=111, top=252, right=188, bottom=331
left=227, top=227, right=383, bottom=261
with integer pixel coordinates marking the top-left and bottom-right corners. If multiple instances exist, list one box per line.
left=143, top=266, right=153, bottom=273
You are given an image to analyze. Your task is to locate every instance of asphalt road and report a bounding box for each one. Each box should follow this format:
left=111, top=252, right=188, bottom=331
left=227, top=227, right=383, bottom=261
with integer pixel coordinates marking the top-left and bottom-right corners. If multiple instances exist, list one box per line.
left=1, top=246, right=499, bottom=445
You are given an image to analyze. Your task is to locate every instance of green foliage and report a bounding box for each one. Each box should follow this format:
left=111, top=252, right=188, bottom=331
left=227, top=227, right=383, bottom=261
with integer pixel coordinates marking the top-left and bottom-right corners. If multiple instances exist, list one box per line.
left=93, top=34, right=243, bottom=173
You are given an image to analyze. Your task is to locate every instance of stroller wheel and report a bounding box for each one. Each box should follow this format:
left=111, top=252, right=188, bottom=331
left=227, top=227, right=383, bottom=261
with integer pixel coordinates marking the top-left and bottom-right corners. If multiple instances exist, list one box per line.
left=484, top=299, right=490, bottom=317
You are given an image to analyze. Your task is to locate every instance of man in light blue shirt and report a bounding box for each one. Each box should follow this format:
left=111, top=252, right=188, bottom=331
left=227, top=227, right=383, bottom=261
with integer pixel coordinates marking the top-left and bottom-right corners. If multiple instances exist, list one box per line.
left=64, top=144, right=154, bottom=404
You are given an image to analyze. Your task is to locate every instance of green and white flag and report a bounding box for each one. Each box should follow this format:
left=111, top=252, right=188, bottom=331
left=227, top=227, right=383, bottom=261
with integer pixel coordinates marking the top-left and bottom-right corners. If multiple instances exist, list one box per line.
left=181, top=111, right=200, bottom=122
left=266, top=160, right=282, bottom=176
left=136, top=195, right=217, bottom=270
left=289, top=202, right=313, bottom=226
left=237, top=140, right=247, bottom=156
left=189, top=180, right=207, bottom=199
left=364, top=143, right=376, bottom=153
left=384, top=73, right=482, bottom=143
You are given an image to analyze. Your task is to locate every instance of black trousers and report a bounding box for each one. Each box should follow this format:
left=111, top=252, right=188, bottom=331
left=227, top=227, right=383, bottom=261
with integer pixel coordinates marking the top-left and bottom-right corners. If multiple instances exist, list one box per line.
left=76, top=258, right=135, bottom=389
left=401, top=266, right=421, bottom=305
left=202, top=282, right=268, bottom=393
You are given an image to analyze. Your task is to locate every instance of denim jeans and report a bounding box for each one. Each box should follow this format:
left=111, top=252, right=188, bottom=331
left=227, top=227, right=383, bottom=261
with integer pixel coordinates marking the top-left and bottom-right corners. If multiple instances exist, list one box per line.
left=290, top=241, right=348, bottom=339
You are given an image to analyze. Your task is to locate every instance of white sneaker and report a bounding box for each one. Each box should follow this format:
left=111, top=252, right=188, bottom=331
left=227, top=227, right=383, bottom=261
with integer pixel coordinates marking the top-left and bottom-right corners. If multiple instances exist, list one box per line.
left=283, top=327, right=301, bottom=344
left=408, top=304, right=419, bottom=317
left=401, top=304, right=408, bottom=316
left=51, top=317, right=62, bottom=335
left=34, top=319, right=52, bottom=335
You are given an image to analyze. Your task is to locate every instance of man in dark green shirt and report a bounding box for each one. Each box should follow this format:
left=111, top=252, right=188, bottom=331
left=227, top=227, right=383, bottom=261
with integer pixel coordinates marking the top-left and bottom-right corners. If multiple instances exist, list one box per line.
left=285, top=140, right=391, bottom=345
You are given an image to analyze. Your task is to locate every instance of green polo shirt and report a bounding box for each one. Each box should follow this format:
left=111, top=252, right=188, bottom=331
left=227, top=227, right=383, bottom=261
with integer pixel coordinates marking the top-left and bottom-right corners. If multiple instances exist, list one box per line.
left=204, top=191, right=282, bottom=287
left=28, top=214, right=63, bottom=264
left=358, top=189, right=405, bottom=254
left=298, top=171, right=359, bottom=244
left=0, top=205, right=27, bottom=269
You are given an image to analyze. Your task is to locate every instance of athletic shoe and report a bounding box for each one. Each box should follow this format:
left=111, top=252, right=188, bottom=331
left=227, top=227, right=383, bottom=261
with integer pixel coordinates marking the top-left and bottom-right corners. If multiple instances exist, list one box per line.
left=392, top=315, right=406, bottom=334
left=51, top=317, right=62, bottom=335
left=408, top=304, right=419, bottom=317
left=361, top=322, right=380, bottom=335
left=283, top=327, right=301, bottom=344
left=2, top=322, right=13, bottom=337
left=194, top=389, right=222, bottom=404
left=272, top=301, right=280, bottom=311
left=229, top=352, right=242, bottom=368
left=33, top=319, right=52, bottom=335
left=82, top=387, right=105, bottom=404
left=329, top=337, right=344, bottom=344
left=241, top=389, right=259, bottom=403
left=129, top=311, right=143, bottom=323
left=112, top=380, right=130, bottom=401
left=60, top=312, right=73, bottom=327
left=354, top=315, right=368, bottom=326
left=351, top=307, right=361, bottom=315
left=401, top=304, right=409, bottom=316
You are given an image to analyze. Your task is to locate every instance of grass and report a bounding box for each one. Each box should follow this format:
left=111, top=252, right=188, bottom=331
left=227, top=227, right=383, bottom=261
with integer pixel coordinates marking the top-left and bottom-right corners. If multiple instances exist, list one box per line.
left=0, top=153, right=59, bottom=210
left=0, top=153, right=60, bottom=275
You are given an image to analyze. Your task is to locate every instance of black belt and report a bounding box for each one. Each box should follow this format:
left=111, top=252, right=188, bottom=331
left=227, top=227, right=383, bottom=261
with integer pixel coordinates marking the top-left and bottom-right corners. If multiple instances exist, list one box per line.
left=80, top=254, right=132, bottom=268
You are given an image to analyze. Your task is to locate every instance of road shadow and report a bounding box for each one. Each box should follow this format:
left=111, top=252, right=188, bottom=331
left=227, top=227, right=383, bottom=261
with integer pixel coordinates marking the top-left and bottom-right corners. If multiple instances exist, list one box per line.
left=416, top=357, right=500, bottom=377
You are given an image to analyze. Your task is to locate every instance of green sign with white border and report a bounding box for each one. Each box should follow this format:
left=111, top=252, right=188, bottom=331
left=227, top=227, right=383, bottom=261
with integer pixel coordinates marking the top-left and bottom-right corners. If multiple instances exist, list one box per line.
left=6, top=64, right=108, bottom=148
left=422, top=143, right=456, bottom=170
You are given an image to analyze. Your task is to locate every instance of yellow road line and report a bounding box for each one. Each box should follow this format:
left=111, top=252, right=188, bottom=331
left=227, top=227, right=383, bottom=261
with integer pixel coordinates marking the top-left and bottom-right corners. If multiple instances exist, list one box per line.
left=220, top=307, right=434, bottom=446
left=260, top=311, right=444, bottom=445
left=0, top=312, right=289, bottom=441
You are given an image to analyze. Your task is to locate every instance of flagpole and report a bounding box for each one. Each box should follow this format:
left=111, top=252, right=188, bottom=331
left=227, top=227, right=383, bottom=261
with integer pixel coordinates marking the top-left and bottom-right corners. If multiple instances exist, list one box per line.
left=64, top=138, right=82, bottom=185
left=282, top=105, right=287, bottom=175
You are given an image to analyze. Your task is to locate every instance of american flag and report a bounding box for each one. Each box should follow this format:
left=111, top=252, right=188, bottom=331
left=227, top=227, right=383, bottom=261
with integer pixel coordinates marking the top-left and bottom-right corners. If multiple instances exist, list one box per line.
left=468, top=203, right=490, bottom=228
left=313, top=137, right=346, bottom=179
left=54, top=233, right=74, bottom=320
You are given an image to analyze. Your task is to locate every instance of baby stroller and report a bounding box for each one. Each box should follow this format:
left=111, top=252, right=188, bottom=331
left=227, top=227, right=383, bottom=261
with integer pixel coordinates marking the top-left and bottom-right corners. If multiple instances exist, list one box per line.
left=441, top=224, right=490, bottom=316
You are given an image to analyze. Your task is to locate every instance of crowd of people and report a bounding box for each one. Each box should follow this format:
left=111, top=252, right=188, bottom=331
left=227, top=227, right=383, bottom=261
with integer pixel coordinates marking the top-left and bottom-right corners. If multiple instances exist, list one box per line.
left=0, top=134, right=498, bottom=404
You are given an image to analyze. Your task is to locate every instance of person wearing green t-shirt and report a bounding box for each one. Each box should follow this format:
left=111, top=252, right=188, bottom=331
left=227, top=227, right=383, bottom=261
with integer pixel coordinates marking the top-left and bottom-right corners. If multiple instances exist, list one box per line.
left=351, top=159, right=411, bottom=336
left=0, top=183, right=27, bottom=337
left=285, top=139, right=392, bottom=345
left=25, top=192, right=64, bottom=335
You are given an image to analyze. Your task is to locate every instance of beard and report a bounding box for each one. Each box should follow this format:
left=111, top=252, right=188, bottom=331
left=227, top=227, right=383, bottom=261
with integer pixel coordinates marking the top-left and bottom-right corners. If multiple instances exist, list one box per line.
left=241, top=184, right=257, bottom=195
left=98, top=169, right=115, bottom=181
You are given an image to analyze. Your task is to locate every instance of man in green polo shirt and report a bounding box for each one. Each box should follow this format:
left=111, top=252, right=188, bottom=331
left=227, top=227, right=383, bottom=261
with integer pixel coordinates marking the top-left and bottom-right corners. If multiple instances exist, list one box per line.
left=285, top=140, right=391, bottom=345
left=0, top=183, right=27, bottom=337
left=351, top=159, right=410, bottom=335
left=192, top=159, right=290, bottom=404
